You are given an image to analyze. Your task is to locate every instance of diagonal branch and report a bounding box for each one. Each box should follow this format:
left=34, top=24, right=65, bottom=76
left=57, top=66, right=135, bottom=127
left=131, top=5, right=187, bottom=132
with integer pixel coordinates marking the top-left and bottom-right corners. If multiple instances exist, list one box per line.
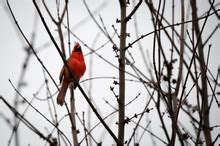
left=6, top=0, right=59, bottom=91
left=42, top=0, right=57, bottom=24
left=8, top=79, right=71, bottom=144
left=125, top=9, right=220, bottom=50
left=0, top=96, right=56, bottom=145
left=32, top=0, right=119, bottom=144
left=125, top=0, right=142, bottom=22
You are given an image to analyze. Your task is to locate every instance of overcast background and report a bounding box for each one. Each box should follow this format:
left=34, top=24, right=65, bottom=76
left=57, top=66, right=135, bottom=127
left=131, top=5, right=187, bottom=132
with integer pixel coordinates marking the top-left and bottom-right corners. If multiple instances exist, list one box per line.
left=0, top=0, right=219, bottom=146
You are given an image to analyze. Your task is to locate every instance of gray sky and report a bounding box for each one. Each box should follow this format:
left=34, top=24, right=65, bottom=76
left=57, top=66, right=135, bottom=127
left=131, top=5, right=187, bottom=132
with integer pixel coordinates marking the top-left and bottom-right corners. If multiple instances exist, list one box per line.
left=0, top=0, right=219, bottom=146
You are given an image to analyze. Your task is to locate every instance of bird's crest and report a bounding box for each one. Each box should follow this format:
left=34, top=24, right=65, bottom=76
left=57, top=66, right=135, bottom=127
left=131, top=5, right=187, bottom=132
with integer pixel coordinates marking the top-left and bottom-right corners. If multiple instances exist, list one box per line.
left=73, top=42, right=82, bottom=52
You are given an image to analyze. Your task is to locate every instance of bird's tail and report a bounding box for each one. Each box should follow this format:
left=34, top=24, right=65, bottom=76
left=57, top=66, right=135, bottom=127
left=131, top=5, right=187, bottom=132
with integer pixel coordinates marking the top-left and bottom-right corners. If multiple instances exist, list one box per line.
left=57, top=80, right=69, bottom=106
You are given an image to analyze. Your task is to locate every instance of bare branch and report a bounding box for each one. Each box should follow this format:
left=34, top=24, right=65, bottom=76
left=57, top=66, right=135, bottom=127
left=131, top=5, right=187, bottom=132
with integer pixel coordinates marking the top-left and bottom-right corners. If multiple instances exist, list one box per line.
left=125, top=9, right=220, bottom=50
left=125, top=0, right=142, bottom=22
left=0, top=95, right=56, bottom=145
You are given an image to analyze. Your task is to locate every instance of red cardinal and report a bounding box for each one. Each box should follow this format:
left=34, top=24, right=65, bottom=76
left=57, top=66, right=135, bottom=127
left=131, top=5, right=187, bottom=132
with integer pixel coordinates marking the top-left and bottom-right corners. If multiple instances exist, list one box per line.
left=57, top=42, right=86, bottom=106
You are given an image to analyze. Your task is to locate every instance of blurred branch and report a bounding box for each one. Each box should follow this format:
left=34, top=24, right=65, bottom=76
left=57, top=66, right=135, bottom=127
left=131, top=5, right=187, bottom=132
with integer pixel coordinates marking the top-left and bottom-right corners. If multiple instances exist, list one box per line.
left=83, top=0, right=118, bottom=51
left=42, top=69, right=61, bottom=145
left=203, top=24, right=219, bottom=47
left=125, top=8, right=220, bottom=50
left=5, top=1, right=39, bottom=146
left=82, top=112, right=89, bottom=146
left=42, top=0, right=68, bottom=58
left=76, top=112, right=98, bottom=145
left=6, top=0, right=59, bottom=90
left=176, top=0, right=215, bottom=122
left=0, top=112, right=13, bottom=128
left=62, top=25, right=150, bottom=84
left=0, top=96, right=56, bottom=145
left=33, top=1, right=119, bottom=144
left=87, top=33, right=100, bottom=146
left=145, top=1, right=171, bottom=144
left=36, top=1, right=107, bottom=52
left=190, top=0, right=212, bottom=144
left=8, top=79, right=71, bottom=145
left=69, top=86, right=79, bottom=146
left=81, top=76, right=143, bottom=84
left=4, top=0, right=220, bottom=145
left=132, top=0, right=150, bottom=76
left=8, top=96, right=36, bottom=146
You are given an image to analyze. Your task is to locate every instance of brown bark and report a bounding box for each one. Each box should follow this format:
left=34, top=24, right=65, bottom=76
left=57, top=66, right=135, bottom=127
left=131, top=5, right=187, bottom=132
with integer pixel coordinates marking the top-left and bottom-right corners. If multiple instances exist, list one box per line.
left=118, top=0, right=127, bottom=145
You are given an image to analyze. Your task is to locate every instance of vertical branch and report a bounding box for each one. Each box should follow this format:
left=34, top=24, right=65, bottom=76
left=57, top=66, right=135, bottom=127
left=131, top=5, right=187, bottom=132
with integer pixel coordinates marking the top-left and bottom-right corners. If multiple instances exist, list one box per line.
left=66, top=1, right=79, bottom=145
left=87, top=55, right=93, bottom=146
left=42, top=0, right=68, bottom=58
left=88, top=52, right=93, bottom=146
left=0, top=96, right=55, bottom=145
left=10, top=7, right=39, bottom=146
left=170, top=0, right=185, bottom=145
left=145, top=1, right=170, bottom=143
left=43, top=0, right=80, bottom=145
left=33, top=1, right=119, bottom=143
left=82, top=112, right=89, bottom=146
left=132, top=0, right=148, bottom=74
left=173, top=0, right=185, bottom=99
left=42, top=68, right=61, bottom=145
left=190, top=0, right=212, bottom=144
left=69, top=88, right=79, bottom=146
left=66, top=0, right=71, bottom=54
left=87, top=33, right=100, bottom=146
left=118, top=0, right=127, bottom=145
left=170, top=0, right=175, bottom=61
left=175, top=2, right=214, bottom=145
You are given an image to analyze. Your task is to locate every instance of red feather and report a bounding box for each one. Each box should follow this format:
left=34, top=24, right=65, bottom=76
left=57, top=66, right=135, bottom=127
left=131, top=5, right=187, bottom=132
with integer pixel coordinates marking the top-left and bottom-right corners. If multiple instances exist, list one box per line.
left=57, top=42, right=86, bottom=106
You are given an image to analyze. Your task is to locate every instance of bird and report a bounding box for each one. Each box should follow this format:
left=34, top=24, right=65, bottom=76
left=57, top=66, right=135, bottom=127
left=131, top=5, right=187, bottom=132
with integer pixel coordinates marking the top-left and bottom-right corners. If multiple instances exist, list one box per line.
left=57, top=42, right=86, bottom=106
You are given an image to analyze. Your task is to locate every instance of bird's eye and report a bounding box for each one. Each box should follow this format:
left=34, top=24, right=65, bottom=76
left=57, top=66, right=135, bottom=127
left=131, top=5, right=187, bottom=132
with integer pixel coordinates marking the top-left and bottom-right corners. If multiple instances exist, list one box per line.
left=75, top=47, right=81, bottom=52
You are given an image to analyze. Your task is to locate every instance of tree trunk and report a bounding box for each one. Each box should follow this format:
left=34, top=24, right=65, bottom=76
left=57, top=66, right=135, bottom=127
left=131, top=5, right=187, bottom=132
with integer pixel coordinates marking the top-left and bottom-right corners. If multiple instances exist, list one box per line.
left=118, top=0, right=127, bottom=145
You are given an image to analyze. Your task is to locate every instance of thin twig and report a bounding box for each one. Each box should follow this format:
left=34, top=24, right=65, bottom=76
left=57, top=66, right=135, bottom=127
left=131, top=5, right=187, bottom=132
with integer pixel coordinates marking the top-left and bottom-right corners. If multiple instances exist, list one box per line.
left=0, top=96, right=55, bottom=145
left=8, top=79, right=71, bottom=145
left=125, top=0, right=142, bottom=22
left=33, top=1, right=119, bottom=143
left=125, top=9, right=220, bottom=50
left=6, top=0, right=59, bottom=91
